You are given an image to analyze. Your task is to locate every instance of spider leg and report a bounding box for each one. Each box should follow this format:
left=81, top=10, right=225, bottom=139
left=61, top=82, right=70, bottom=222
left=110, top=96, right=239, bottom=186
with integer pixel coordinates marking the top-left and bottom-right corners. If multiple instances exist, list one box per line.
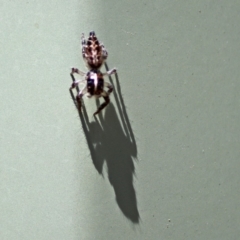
left=71, top=67, right=85, bottom=76
left=81, top=33, right=87, bottom=58
left=102, top=68, right=117, bottom=76
left=73, top=84, right=88, bottom=109
left=104, top=81, right=113, bottom=94
left=70, top=71, right=87, bottom=108
left=76, top=85, right=88, bottom=100
left=93, top=91, right=110, bottom=116
left=101, top=43, right=108, bottom=60
left=70, top=71, right=86, bottom=91
left=81, top=33, right=86, bottom=44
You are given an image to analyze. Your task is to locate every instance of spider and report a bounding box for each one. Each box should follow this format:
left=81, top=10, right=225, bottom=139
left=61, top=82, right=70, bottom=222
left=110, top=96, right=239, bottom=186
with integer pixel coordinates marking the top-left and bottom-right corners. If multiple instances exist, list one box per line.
left=70, top=31, right=117, bottom=115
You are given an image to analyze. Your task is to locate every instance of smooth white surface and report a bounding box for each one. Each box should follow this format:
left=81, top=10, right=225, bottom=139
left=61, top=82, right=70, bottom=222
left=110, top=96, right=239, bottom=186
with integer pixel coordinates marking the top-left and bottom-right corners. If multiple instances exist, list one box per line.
left=1, top=0, right=240, bottom=239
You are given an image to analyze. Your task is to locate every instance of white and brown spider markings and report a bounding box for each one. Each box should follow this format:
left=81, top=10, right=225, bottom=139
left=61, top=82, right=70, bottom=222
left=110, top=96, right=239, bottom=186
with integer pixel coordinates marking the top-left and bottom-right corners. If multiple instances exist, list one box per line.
left=70, top=31, right=117, bottom=115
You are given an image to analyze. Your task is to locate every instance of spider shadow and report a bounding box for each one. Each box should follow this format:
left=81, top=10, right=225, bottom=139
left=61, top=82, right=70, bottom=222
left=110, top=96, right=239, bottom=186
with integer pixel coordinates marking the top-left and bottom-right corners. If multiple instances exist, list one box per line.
left=70, top=63, right=140, bottom=223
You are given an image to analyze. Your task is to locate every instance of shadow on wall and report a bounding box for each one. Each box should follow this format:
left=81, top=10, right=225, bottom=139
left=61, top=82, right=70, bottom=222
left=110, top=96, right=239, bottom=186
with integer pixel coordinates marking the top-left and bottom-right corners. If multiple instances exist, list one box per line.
left=70, top=63, right=140, bottom=223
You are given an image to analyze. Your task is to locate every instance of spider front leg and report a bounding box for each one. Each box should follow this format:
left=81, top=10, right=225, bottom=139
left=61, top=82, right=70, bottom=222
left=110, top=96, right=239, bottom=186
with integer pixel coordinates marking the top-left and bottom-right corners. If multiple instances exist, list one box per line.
left=69, top=69, right=86, bottom=108
left=70, top=77, right=86, bottom=91
left=75, top=85, right=88, bottom=108
left=69, top=82, right=87, bottom=109
left=101, top=43, right=108, bottom=60
left=70, top=67, right=86, bottom=92
left=71, top=67, right=85, bottom=76
left=81, top=33, right=86, bottom=45
left=81, top=33, right=87, bottom=58
left=102, top=68, right=117, bottom=77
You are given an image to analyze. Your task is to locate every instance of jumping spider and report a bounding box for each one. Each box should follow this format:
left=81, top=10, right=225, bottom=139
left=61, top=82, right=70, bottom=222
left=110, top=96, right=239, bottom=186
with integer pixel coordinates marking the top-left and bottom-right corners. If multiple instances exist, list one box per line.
left=70, top=31, right=117, bottom=115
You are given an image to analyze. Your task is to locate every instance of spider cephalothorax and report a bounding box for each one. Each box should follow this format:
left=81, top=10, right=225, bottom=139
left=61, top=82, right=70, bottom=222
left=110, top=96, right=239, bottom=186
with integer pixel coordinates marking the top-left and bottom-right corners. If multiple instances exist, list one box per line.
left=70, top=31, right=116, bottom=115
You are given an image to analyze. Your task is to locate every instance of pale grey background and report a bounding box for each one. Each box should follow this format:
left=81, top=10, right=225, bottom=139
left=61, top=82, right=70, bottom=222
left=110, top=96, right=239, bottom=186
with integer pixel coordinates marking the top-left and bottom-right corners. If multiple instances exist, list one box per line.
left=1, top=0, right=240, bottom=239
